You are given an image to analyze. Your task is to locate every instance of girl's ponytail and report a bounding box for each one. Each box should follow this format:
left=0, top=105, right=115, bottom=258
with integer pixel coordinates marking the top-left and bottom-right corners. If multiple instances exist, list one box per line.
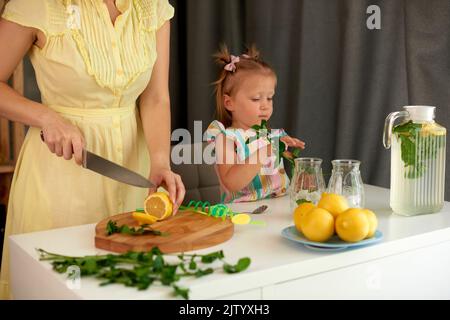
left=213, top=45, right=234, bottom=127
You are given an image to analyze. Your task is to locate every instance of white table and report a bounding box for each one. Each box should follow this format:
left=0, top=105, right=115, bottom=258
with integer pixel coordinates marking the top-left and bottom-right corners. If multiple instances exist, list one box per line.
left=8, top=185, right=450, bottom=299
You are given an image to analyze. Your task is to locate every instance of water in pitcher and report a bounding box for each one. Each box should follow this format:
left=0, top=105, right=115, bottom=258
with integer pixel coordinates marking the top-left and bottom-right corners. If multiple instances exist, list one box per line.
left=390, top=120, right=446, bottom=215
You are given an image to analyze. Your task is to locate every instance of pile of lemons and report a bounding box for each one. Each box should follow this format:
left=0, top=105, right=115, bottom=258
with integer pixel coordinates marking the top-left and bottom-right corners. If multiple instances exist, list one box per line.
left=293, top=193, right=378, bottom=243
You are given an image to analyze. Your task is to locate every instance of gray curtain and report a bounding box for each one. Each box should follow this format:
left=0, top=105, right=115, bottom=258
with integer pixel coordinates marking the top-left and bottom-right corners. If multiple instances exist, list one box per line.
left=169, top=0, right=450, bottom=200
left=20, top=0, right=450, bottom=200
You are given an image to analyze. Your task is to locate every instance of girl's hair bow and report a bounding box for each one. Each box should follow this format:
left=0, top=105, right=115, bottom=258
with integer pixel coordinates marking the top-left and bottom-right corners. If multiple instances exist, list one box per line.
left=224, top=55, right=240, bottom=72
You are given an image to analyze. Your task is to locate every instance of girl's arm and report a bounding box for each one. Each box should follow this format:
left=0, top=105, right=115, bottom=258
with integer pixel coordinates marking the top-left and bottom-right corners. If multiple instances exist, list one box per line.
left=0, top=18, right=85, bottom=164
left=138, top=20, right=185, bottom=213
left=215, top=133, right=271, bottom=192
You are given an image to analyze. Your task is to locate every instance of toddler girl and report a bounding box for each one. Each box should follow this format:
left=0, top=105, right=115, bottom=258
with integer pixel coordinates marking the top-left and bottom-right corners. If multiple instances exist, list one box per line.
left=206, top=45, right=305, bottom=203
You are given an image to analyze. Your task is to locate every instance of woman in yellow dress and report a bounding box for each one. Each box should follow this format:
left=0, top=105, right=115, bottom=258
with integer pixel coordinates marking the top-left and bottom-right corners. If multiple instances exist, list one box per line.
left=0, top=0, right=185, bottom=299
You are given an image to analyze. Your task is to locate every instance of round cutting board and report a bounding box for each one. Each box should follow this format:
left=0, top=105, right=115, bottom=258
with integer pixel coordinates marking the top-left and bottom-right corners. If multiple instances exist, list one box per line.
left=95, top=210, right=234, bottom=253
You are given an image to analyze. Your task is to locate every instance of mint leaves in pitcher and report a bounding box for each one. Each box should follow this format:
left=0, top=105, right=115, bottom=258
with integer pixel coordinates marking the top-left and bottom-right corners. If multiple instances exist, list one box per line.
left=393, top=121, right=446, bottom=179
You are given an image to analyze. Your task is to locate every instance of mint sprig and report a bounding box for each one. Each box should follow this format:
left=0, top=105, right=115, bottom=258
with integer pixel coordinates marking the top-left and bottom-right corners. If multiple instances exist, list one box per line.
left=37, top=247, right=251, bottom=300
left=106, top=220, right=168, bottom=237
left=245, top=120, right=302, bottom=168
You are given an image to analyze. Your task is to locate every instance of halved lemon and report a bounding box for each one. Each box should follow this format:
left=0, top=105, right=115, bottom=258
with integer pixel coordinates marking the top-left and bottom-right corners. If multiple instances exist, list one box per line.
left=132, top=212, right=159, bottom=225
left=144, top=192, right=173, bottom=221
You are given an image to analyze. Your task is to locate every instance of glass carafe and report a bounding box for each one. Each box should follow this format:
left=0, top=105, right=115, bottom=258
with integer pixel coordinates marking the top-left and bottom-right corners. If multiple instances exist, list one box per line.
left=383, top=106, right=447, bottom=216
left=289, top=158, right=326, bottom=208
left=327, top=160, right=365, bottom=208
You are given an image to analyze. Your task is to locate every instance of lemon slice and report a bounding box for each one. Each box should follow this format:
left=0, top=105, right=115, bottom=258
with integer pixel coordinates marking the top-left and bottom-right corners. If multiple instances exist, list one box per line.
left=231, top=214, right=252, bottom=225
left=144, top=192, right=173, bottom=221
left=132, top=212, right=158, bottom=225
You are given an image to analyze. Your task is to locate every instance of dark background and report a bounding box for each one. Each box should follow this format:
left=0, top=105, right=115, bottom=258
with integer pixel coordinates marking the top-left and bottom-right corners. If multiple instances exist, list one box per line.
left=22, top=0, right=450, bottom=200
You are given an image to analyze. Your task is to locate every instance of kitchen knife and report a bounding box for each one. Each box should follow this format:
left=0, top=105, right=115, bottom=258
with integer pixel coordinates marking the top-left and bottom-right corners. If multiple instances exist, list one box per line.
left=40, top=131, right=155, bottom=188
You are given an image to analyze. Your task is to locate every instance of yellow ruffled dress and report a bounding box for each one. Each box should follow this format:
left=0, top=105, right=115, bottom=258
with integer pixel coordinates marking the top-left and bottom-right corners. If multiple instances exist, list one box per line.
left=0, top=0, right=174, bottom=299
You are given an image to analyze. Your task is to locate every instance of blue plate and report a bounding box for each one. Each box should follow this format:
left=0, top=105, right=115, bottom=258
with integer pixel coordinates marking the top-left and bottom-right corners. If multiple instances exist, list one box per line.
left=281, top=226, right=383, bottom=252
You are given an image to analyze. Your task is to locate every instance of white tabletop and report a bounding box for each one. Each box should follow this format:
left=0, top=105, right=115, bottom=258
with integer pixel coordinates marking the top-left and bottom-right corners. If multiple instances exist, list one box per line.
left=8, top=184, right=450, bottom=299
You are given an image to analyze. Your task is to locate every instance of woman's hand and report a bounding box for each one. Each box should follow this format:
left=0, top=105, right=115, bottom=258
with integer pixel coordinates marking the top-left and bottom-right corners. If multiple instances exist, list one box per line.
left=148, top=167, right=186, bottom=214
left=280, top=135, right=306, bottom=149
left=40, top=111, right=85, bottom=165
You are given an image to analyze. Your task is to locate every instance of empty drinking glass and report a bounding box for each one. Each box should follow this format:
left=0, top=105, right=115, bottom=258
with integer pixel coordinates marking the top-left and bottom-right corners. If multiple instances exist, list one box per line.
left=327, top=159, right=365, bottom=208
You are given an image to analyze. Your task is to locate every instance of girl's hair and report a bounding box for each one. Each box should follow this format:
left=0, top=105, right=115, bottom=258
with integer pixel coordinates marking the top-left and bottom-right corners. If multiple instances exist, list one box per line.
left=0, top=1, right=10, bottom=15
left=213, top=44, right=276, bottom=128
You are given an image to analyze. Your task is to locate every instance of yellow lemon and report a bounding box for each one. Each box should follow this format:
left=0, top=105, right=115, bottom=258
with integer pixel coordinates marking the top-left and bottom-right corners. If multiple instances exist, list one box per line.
left=318, top=193, right=349, bottom=218
left=362, top=209, right=378, bottom=239
left=293, top=202, right=316, bottom=233
left=300, top=208, right=335, bottom=242
left=144, top=192, right=173, bottom=221
left=132, top=212, right=158, bottom=225
left=335, top=208, right=369, bottom=242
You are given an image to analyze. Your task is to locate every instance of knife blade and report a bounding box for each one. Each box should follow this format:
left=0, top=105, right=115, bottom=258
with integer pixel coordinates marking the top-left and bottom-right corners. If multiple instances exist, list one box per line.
left=82, top=150, right=155, bottom=188
left=40, top=131, right=155, bottom=188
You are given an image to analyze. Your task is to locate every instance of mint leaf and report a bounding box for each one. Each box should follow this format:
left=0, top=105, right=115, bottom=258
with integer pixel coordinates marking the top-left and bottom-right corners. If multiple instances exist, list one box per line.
left=195, top=268, right=214, bottom=278
left=189, top=261, right=197, bottom=270
left=106, top=220, right=119, bottom=235
left=296, top=199, right=312, bottom=205
left=173, top=285, right=190, bottom=299
left=223, top=257, right=251, bottom=274
left=292, top=148, right=302, bottom=158
left=201, top=251, right=224, bottom=263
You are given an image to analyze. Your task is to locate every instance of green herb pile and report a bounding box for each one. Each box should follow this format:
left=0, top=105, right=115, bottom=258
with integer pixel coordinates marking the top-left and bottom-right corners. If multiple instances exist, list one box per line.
left=37, top=247, right=251, bottom=299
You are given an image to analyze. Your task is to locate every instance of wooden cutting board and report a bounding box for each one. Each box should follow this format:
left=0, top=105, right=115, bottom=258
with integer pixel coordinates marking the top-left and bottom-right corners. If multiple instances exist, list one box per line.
left=95, top=210, right=234, bottom=254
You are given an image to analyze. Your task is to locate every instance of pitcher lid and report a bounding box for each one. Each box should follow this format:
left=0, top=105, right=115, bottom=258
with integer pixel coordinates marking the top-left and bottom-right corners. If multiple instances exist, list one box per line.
left=404, top=106, right=436, bottom=122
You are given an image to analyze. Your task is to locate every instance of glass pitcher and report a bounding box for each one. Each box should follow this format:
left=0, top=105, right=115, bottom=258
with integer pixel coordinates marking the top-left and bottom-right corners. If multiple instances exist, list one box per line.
left=383, top=106, right=447, bottom=216
left=289, top=158, right=326, bottom=209
left=327, top=160, right=365, bottom=208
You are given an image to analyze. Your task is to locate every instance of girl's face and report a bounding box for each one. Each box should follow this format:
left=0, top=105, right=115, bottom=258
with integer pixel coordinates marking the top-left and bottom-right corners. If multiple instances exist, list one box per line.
left=224, top=73, right=276, bottom=130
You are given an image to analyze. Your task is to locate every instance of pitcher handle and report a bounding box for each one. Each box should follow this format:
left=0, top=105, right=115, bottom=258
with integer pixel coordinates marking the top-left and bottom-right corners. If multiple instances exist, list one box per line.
left=383, top=110, right=409, bottom=149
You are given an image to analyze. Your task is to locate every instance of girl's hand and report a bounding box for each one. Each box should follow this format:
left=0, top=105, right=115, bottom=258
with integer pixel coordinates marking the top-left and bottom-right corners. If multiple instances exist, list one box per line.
left=40, top=112, right=86, bottom=165
left=280, top=135, right=306, bottom=149
left=148, top=167, right=186, bottom=215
